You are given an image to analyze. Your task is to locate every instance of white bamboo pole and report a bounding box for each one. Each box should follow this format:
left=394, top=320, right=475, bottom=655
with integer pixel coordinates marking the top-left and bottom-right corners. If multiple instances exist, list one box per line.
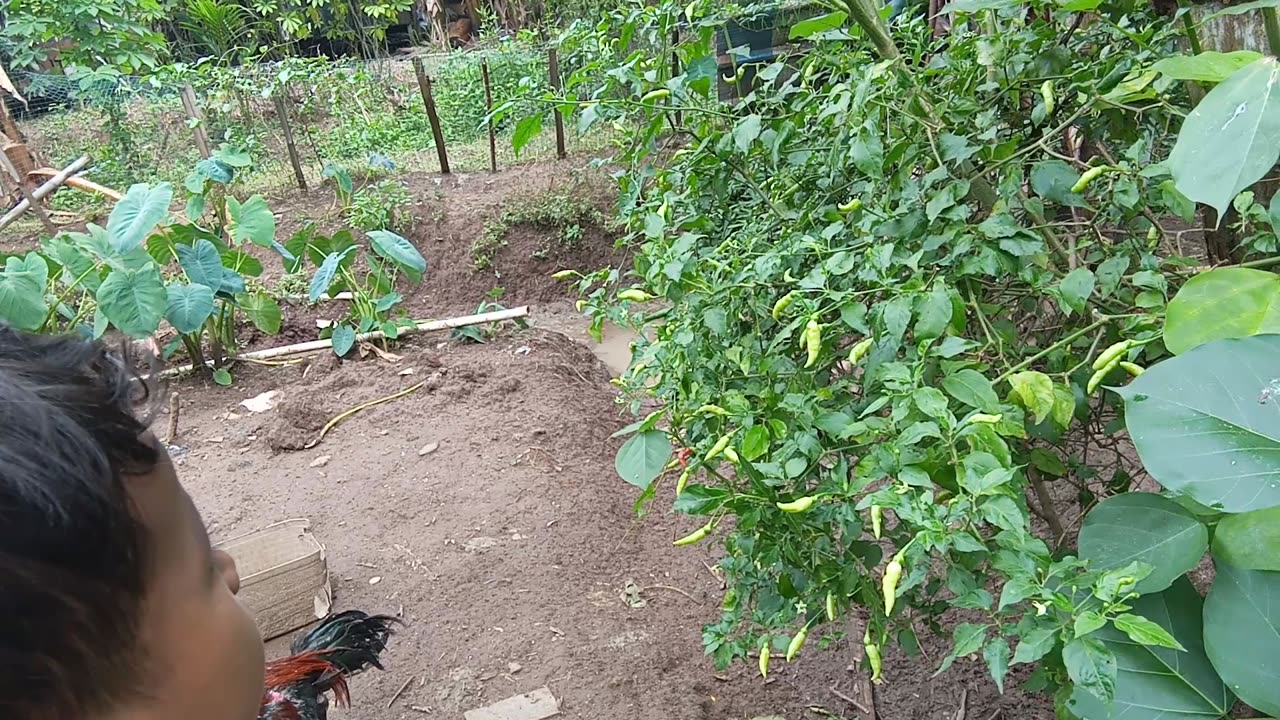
left=0, top=155, right=91, bottom=231
left=160, top=306, right=529, bottom=378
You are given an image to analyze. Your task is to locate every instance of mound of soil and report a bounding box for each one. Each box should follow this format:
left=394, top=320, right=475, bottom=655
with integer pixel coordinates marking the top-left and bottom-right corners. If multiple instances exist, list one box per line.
left=170, top=328, right=1052, bottom=720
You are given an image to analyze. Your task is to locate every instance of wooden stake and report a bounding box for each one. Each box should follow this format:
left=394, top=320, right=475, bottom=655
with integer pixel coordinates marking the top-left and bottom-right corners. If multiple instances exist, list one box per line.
left=166, top=391, right=181, bottom=444
left=670, top=28, right=682, bottom=127
left=180, top=85, right=212, bottom=159
left=272, top=90, right=307, bottom=190
left=0, top=154, right=90, bottom=231
left=0, top=96, right=24, bottom=146
left=0, top=148, right=56, bottom=235
left=412, top=57, right=451, bottom=174
left=481, top=59, right=497, bottom=173
left=548, top=48, right=567, bottom=159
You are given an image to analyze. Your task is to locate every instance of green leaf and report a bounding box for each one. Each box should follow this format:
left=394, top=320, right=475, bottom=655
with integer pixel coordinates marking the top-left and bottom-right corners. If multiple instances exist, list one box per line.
left=107, top=183, right=173, bottom=253
left=913, top=387, right=951, bottom=420
left=215, top=143, right=252, bottom=167
left=914, top=284, right=952, bottom=341
left=937, top=623, right=989, bottom=674
left=310, top=246, right=358, bottom=302
left=1165, top=268, right=1280, bottom=354
left=97, top=266, right=167, bottom=339
left=1206, top=0, right=1280, bottom=19
left=1112, top=613, right=1185, bottom=651
left=742, top=425, right=770, bottom=461
left=1096, top=256, right=1130, bottom=299
left=212, top=367, right=233, bottom=385
left=236, top=292, right=282, bottom=334
left=1074, top=611, right=1107, bottom=638
left=1007, top=371, right=1055, bottom=424
left=1169, top=57, right=1280, bottom=221
left=226, top=195, right=276, bottom=247
left=615, top=430, right=672, bottom=489
left=1056, top=268, right=1095, bottom=316
left=0, top=254, right=51, bottom=330
left=1116, top=335, right=1280, bottom=512
left=1213, top=505, right=1280, bottom=570
left=1204, top=562, right=1280, bottom=717
left=733, top=114, right=762, bottom=153
left=674, top=484, right=731, bottom=514
left=982, top=496, right=1026, bottom=532
left=222, top=249, right=263, bottom=277
left=1154, top=50, right=1264, bottom=83
left=331, top=324, right=356, bottom=356
left=368, top=230, right=427, bottom=283
left=1012, top=626, right=1057, bottom=665
left=939, top=0, right=1017, bottom=12
left=1063, top=637, right=1117, bottom=706
left=1068, top=578, right=1233, bottom=720
left=789, top=10, right=847, bottom=38
left=984, top=638, right=1011, bottom=694
left=943, top=369, right=1000, bottom=412
left=194, top=157, right=234, bottom=184
left=1078, top=493, right=1208, bottom=595
left=1029, top=448, right=1068, bottom=477
left=176, top=239, right=224, bottom=293
left=1030, top=160, right=1087, bottom=207
left=164, top=282, right=215, bottom=334
left=512, top=114, right=544, bottom=156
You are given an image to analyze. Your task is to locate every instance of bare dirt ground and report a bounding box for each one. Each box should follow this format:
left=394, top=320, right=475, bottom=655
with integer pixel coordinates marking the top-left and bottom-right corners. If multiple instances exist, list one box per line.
left=11, top=157, right=1054, bottom=718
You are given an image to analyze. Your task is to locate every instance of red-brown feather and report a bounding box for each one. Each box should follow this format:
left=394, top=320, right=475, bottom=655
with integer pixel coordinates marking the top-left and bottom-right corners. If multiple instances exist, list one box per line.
left=262, top=651, right=351, bottom=707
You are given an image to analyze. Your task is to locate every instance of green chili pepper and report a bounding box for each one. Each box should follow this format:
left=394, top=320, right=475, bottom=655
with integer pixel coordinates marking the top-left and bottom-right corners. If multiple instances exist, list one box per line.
left=771, top=292, right=796, bottom=320
left=776, top=496, right=817, bottom=513
left=551, top=270, right=577, bottom=280
left=1071, top=166, right=1107, bottom=194
left=705, top=434, right=732, bottom=462
left=722, top=447, right=740, bottom=464
left=697, top=404, right=729, bottom=416
left=883, top=554, right=904, bottom=616
left=826, top=591, right=838, bottom=622
left=786, top=627, right=808, bottom=662
left=673, top=521, right=713, bottom=546
left=871, top=505, right=883, bottom=539
left=675, top=468, right=692, bottom=495
left=803, top=317, right=822, bottom=369
left=1119, top=361, right=1145, bottom=377
left=1092, top=340, right=1132, bottom=370
left=848, top=337, right=873, bottom=365
left=640, top=88, right=671, bottom=102
left=759, top=642, right=771, bottom=678
left=617, top=288, right=653, bottom=302
left=1041, top=80, right=1055, bottom=116
left=967, top=413, right=1003, bottom=425
left=865, top=638, right=883, bottom=684
left=838, top=198, right=863, bottom=213
left=1087, top=360, right=1118, bottom=394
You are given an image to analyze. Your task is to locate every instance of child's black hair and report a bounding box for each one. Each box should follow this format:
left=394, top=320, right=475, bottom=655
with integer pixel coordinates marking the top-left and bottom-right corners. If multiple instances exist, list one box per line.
left=0, top=327, right=160, bottom=720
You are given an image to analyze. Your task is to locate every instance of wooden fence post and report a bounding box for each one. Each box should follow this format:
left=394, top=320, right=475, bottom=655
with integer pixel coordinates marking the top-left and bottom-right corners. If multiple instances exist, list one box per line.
left=272, top=89, right=307, bottom=190
left=180, top=85, right=212, bottom=159
left=670, top=28, right=682, bottom=127
left=548, top=48, right=567, bottom=160
left=481, top=59, right=497, bottom=173
left=412, top=57, right=451, bottom=175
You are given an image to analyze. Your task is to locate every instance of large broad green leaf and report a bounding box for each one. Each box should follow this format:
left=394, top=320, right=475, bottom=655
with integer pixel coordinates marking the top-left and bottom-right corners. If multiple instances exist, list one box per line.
left=1068, top=577, right=1234, bottom=720
left=615, top=430, right=672, bottom=489
left=1079, top=493, right=1208, bottom=594
left=1204, top=562, right=1280, bottom=717
left=1205, top=0, right=1280, bottom=19
left=1116, top=335, right=1280, bottom=512
left=331, top=324, right=356, bottom=356
left=512, top=114, right=543, bottom=156
left=1213, top=505, right=1280, bottom=571
left=368, top=230, right=427, bottom=283
left=97, top=266, right=167, bottom=338
left=1154, top=51, right=1264, bottom=84
left=227, top=195, right=276, bottom=247
left=107, top=183, right=173, bottom=253
left=164, top=282, right=215, bottom=334
left=236, top=292, right=282, bottom=335
left=176, top=239, right=224, bottom=293
left=0, top=254, right=51, bottom=330
left=789, top=10, right=847, bottom=39
left=1064, top=637, right=1117, bottom=706
left=309, top=246, right=357, bottom=302
left=1007, top=370, right=1055, bottom=424
left=1165, top=268, right=1280, bottom=354
left=1169, top=58, right=1280, bottom=220
left=943, top=369, right=1000, bottom=412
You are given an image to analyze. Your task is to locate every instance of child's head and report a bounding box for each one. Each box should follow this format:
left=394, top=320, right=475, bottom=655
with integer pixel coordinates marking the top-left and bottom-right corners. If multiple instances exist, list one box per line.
left=0, top=328, right=265, bottom=720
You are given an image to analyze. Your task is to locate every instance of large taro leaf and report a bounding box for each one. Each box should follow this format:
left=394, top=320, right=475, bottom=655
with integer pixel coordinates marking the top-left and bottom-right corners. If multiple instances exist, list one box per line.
left=1079, top=493, right=1208, bottom=595
left=1169, top=57, right=1280, bottom=221
left=1068, top=577, right=1233, bottom=720
left=97, top=266, right=167, bottom=339
left=0, top=253, right=50, bottom=330
left=1115, top=335, right=1280, bottom=513
left=107, top=183, right=173, bottom=253
left=1204, top=562, right=1280, bottom=716
left=1164, top=268, right=1280, bottom=355
left=368, top=230, right=427, bottom=283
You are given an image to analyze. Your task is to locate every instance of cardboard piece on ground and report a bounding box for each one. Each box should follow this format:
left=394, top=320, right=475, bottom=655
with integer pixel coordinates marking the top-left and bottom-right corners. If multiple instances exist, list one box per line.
left=214, top=518, right=332, bottom=641
left=464, top=687, right=560, bottom=720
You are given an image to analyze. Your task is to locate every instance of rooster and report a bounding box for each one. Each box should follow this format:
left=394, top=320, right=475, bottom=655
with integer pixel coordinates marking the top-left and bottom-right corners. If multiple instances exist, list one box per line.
left=258, top=610, right=397, bottom=720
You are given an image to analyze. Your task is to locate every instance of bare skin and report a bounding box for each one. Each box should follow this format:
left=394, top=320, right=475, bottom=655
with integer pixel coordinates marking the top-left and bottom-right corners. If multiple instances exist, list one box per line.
left=108, top=436, right=265, bottom=720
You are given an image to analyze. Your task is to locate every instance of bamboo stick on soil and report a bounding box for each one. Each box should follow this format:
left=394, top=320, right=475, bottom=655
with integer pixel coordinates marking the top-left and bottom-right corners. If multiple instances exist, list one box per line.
left=160, top=306, right=529, bottom=377
left=0, top=154, right=90, bottom=231
left=180, top=85, right=212, bottom=159
left=412, top=57, right=451, bottom=174
left=548, top=48, right=567, bottom=159
left=0, top=147, right=55, bottom=235
left=481, top=60, right=497, bottom=173
left=273, top=89, right=308, bottom=190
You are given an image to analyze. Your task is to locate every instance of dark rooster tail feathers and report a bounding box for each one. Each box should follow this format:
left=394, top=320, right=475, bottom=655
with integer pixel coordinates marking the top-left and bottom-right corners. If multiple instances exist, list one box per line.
left=260, top=610, right=398, bottom=718
left=289, top=610, right=398, bottom=676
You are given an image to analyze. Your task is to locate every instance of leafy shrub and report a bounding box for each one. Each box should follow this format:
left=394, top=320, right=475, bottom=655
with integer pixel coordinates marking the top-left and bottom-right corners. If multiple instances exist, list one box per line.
left=433, top=43, right=549, bottom=141
left=347, top=179, right=414, bottom=232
